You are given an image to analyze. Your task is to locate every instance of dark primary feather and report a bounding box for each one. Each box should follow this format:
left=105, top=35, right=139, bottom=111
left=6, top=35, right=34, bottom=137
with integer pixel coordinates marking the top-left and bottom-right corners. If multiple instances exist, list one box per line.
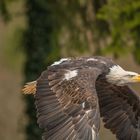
left=34, top=56, right=140, bottom=140
left=96, top=77, right=140, bottom=140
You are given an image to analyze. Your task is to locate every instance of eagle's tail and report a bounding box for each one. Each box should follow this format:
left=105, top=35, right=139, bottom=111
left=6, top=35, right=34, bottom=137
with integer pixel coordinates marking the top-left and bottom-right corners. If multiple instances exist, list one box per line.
left=22, top=81, right=37, bottom=95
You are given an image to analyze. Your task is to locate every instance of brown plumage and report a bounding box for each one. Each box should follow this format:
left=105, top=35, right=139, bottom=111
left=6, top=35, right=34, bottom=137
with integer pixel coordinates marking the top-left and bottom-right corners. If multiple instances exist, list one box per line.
left=96, top=78, right=140, bottom=140
left=22, top=56, right=140, bottom=140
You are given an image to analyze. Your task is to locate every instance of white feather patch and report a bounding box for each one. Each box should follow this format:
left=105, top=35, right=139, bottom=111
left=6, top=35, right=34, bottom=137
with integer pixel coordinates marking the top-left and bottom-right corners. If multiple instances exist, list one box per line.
left=64, top=70, right=78, bottom=80
left=87, top=58, right=98, bottom=62
left=87, top=58, right=106, bottom=64
left=100, top=60, right=106, bottom=64
left=82, top=102, right=85, bottom=108
left=91, top=129, right=96, bottom=140
left=51, top=58, right=70, bottom=66
left=85, top=109, right=91, bottom=114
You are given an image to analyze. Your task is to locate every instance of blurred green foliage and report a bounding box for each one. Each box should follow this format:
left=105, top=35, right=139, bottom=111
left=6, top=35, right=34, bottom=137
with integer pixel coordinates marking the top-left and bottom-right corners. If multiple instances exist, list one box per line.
left=0, top=0, right=18, bottom=21
left=37, top=0, right=108, bottom=56
left=0, top=0, right=10, bottom=21
left=98, top=0, right=140, bottom=60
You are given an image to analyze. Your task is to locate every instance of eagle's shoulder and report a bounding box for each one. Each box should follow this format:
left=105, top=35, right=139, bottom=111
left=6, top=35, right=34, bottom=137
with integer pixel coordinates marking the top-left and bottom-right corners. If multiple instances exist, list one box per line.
left=49, top=56, right=115, bottom=73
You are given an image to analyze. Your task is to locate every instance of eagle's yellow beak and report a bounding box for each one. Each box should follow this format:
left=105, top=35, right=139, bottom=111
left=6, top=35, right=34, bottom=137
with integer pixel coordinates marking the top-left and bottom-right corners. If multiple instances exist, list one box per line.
left=132, top=75, right=140, bottom=82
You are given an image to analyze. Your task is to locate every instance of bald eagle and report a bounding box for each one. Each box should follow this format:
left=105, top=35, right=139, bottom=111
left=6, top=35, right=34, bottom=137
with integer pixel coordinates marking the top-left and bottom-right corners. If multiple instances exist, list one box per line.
left=22, top=56, right=140, bottom=140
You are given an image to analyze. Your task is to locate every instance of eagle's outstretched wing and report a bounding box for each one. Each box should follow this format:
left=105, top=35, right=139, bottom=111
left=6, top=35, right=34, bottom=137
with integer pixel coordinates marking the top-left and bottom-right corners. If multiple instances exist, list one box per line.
left=35, top=66, right=101, bottom=140
left=97, top=80, right=140, bottom=140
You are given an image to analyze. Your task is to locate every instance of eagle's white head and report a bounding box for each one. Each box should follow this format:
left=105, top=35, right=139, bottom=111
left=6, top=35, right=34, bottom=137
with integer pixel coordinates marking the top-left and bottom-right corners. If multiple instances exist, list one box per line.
left=106, top=65, right=140, bottom=86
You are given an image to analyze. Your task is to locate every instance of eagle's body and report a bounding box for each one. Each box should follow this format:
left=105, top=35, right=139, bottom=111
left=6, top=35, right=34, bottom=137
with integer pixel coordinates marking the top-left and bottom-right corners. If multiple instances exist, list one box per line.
left=22, top=56, right=140, bottom=140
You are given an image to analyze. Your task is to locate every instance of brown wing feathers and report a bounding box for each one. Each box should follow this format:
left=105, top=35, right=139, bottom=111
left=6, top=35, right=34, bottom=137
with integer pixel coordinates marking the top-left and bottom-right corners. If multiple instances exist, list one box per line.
left=35, top=67, right=101, bottom=140
left=35, top=71, right=74, bottom=139
left=96, top=79, right=140, bottom=140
